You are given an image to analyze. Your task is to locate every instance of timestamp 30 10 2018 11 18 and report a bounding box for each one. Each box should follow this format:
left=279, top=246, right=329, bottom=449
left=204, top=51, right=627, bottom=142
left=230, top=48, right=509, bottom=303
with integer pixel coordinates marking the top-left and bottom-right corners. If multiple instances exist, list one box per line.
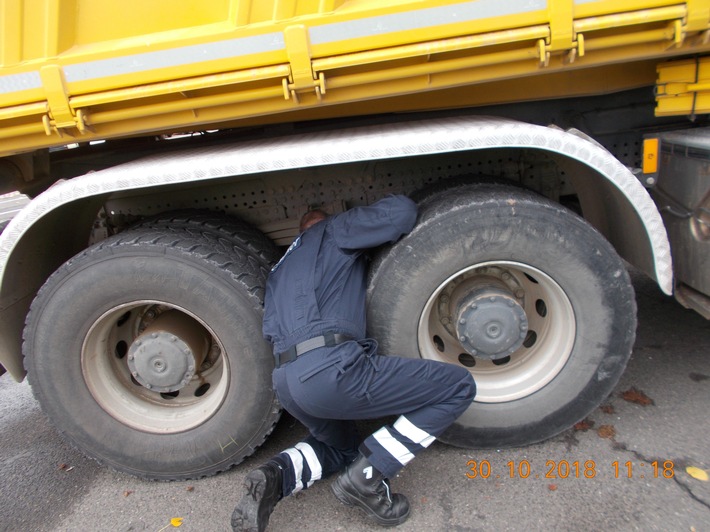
left=465, top=460, right=675, bottom=480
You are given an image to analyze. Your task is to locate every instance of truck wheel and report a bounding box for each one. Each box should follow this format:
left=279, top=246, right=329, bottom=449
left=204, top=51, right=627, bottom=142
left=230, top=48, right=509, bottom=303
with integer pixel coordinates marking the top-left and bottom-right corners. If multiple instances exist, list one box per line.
left=24, top=229, right=279, bottom=479
left=131, top=210, right=281, bottom=268
left=367, top=184, right=636, bottom=448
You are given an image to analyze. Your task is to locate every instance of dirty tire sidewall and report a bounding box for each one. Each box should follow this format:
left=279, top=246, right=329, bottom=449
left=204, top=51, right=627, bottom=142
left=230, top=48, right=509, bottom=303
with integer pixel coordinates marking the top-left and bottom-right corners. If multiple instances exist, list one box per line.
left=367, top=186, right=636, bottom=448
left=24, top=232, right=278, bottom=479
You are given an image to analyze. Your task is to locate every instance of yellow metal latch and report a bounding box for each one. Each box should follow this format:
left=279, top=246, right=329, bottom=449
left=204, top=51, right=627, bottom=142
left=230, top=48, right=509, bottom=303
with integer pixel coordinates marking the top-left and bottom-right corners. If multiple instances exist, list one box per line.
left=283, top=25, right=326, bottom=102
left=39, top=65, right=89, bottom=136
left=656, top=57, right=710, bottom=117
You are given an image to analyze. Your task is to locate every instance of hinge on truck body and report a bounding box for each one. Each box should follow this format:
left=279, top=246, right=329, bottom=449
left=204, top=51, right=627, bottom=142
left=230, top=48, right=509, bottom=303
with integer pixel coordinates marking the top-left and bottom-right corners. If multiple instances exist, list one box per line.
left=39, top=65, right=89, bottom=136
left=283, top=25, right=326, bottom=102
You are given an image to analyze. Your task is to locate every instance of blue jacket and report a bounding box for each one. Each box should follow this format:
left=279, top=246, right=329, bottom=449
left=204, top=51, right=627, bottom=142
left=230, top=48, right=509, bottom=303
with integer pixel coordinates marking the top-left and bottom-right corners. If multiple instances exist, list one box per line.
left=263, top=195, right=417, bottom=355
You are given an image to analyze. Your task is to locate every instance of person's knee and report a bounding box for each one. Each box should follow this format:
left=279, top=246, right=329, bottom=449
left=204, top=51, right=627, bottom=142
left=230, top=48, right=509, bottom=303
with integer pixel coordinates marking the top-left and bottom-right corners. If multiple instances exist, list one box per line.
left=451, top=366, right=476, bottom=410
left=462, top=370, right=476, bottom=402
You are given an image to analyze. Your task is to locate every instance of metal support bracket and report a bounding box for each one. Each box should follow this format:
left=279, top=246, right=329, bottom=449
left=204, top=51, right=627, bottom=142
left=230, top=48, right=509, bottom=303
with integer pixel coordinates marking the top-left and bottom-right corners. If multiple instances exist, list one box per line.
left=656, top=56, right=710, bottom=117
left=39, top=65, right=89, bottom=136
left=283, top=25, right=326, bottom=102
left=538, top=38, right=586, bottom=67
left=671, top=18, right=686, bottom=47
left=565, top=34, right=585, bottom=64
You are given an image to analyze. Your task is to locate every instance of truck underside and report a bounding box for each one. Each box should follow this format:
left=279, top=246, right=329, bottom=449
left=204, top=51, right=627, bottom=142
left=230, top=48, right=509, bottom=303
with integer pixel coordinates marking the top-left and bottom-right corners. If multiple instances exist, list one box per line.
left=0, top=93, right=679, bottom=478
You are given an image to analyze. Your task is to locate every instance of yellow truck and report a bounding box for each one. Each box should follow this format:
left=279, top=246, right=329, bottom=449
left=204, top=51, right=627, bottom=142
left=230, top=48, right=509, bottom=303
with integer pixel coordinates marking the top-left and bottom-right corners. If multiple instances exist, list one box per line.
left=0, top=0, right=709, bottom=480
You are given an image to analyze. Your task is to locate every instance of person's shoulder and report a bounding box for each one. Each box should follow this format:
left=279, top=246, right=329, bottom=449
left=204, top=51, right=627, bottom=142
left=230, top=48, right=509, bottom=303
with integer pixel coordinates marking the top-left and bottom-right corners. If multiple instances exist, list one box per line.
left=269, top=233, right=304, bottom=273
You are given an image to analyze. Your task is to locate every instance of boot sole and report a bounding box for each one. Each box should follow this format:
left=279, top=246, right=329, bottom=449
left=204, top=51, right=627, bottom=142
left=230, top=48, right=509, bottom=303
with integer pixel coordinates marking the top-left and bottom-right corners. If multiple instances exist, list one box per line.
left=231, top=470, right=272, bottom=532
left=331, top=477, right=410, bottom=527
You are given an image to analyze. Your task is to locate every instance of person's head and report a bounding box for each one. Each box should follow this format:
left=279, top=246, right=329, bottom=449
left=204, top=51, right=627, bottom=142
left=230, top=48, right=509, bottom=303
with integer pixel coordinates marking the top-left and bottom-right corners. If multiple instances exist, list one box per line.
left=299, top=209, right=328, bottom=232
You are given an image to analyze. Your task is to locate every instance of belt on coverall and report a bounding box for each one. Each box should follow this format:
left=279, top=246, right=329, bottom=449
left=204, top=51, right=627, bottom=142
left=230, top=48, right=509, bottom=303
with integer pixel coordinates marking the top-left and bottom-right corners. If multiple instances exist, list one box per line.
left=275, top=332, right=353, bottom=368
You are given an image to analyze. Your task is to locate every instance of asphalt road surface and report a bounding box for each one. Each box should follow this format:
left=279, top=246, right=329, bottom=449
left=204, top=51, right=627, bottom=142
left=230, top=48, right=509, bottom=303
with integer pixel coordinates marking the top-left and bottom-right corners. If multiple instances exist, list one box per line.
left=1, top=270, right=709, bottom=532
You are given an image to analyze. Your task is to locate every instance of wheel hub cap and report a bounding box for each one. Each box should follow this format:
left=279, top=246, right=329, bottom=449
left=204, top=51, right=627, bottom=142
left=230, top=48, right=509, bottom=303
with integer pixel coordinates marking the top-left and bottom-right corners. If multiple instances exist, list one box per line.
left=455, top=286, right=528, bottom=360
left=127, top=310, right=210, bottom=393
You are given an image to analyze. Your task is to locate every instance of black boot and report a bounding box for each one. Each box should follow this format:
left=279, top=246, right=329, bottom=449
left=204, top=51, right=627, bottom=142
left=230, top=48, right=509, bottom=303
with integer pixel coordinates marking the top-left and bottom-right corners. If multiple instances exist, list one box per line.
left=231, top=461, right=283, bottom=532
left=331, top=453, right=410, bottom=527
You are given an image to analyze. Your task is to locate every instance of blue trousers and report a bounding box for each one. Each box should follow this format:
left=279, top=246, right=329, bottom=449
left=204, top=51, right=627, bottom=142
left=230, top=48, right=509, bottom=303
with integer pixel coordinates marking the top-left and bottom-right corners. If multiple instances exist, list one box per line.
left=270, top=341, right=476, bottom=496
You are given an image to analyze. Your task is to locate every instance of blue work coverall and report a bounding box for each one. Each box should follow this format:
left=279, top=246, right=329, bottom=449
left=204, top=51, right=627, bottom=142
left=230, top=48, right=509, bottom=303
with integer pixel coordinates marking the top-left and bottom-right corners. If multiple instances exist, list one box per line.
left=263, top=195, right=476, bottom=496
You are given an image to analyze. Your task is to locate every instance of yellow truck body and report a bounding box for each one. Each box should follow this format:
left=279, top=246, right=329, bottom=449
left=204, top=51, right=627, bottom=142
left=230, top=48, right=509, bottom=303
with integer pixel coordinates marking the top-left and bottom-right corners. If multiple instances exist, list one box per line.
left=1, top=0, right=709, bottom=157
left=1, top=1, right=709, bottom=481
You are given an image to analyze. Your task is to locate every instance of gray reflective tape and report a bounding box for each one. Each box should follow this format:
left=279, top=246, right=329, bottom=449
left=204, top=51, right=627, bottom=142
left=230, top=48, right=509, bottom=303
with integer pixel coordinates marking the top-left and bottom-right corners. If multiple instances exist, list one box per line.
left=393, top=415, right=435, bottom=447
left=372, top=427, right=415, bottom=466
left=310, top=0, right=548, bottom=45
left=0, top=71, right=42, bottom=95
left=283, top=448, right=305, bottom=493
left=295, top=442, right=323, bottom=486
left=64, top=32, right=286, bottom=83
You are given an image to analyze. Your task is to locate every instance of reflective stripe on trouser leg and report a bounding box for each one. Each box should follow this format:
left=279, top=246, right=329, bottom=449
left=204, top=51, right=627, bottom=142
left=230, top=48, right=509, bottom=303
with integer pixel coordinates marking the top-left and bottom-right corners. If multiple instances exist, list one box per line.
left=362, top=415, right=436, bottom=478
left=295, top=442, right=323, bottom=485
left=280, top=441, right=323, bottom=495
left=394, top=415, right=436, bottom=448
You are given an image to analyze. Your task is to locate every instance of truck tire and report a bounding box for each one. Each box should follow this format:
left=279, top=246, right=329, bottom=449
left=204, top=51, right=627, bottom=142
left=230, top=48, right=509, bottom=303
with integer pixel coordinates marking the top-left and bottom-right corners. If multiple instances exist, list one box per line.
left=408, top=174, right=513, bottom=204
left=131, top=210, right=281, bottom=268
left=367, top=184, right=636, bottom=448
left=23, top=228, right=279, bottom=479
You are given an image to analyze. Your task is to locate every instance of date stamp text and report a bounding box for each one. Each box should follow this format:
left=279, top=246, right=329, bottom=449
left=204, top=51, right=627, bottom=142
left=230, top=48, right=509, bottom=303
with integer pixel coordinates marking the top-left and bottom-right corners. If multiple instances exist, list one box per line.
left=465, top=459, right=675, bottom=480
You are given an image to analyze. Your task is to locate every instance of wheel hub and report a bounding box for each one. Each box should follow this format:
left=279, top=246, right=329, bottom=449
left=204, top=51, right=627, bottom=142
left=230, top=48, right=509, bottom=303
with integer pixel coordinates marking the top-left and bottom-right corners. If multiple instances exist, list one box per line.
left=455, top=286, right=528, bottom=360
left=127, top=311, right=210, bottom=393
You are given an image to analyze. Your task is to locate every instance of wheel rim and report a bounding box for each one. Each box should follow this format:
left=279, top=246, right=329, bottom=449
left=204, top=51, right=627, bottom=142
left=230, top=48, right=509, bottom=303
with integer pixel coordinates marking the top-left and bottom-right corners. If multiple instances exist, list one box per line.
left=418, top=261, right=575, bottom=403
left=82, top=301, right=229, bottom=433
